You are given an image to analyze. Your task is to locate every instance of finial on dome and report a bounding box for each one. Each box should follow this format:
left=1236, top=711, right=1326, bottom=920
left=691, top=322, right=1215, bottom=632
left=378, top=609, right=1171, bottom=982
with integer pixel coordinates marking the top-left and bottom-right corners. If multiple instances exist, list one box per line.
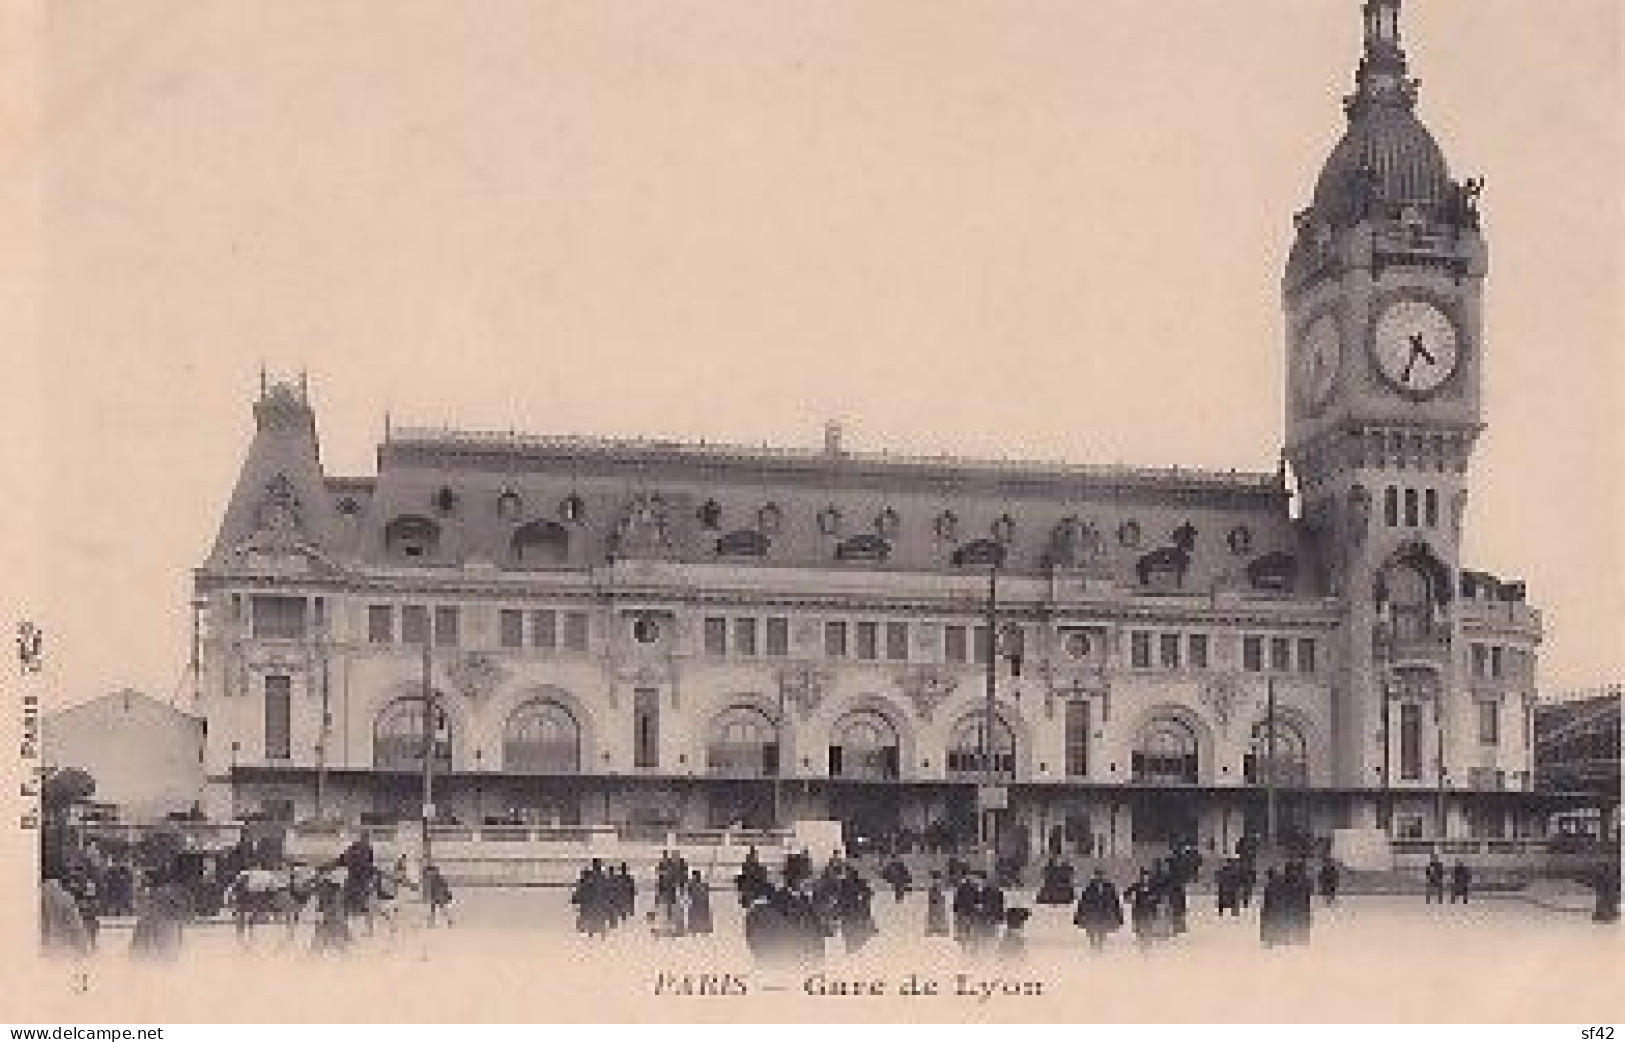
left=1349, top=0, right=1417, bottom=116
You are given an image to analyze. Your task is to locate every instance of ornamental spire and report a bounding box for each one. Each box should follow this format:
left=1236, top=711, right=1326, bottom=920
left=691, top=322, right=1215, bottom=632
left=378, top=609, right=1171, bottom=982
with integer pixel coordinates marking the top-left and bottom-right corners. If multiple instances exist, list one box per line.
left=1347, top=0, right=1418, bottom=118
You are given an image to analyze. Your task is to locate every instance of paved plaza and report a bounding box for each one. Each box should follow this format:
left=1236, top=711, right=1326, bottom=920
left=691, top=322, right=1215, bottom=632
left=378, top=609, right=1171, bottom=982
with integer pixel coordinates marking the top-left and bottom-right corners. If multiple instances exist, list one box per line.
left=34, top=884, right=1620, bottom=1022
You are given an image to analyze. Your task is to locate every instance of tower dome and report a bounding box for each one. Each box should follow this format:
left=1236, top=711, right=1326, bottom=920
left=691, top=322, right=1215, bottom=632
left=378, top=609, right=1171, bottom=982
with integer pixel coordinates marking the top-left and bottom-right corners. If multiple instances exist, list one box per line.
left=1305, top=0, right=1464, bottom=229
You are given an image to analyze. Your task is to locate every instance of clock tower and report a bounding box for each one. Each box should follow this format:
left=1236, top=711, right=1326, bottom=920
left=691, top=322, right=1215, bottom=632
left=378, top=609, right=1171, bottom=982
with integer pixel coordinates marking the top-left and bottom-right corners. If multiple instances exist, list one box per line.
left=1282, top=0, right=1488, bottom=823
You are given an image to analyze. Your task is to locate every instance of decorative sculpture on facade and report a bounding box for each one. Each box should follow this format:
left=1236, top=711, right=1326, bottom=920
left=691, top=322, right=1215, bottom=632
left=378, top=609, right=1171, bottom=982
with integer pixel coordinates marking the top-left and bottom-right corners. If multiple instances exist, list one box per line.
left=894, top=665, right=959, bottom=722
left=1198, top=674, right=1242, bottom=731
left=612, top=492, right=673, bottom=557
left=777, top=663, right=831, bottom=721
left=446, top=651, right=506, bottom=701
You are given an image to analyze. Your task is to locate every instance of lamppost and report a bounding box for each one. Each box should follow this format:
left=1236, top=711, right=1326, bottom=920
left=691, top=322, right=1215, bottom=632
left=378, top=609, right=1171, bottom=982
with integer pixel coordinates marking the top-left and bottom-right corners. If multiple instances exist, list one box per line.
left=1264, top=674, right=1280, bottom=858
left=418, top=636, right=438, bottom=924
left=229, top=741, right=241, bottom=821
left=189, top=595, right=207, bottom=708
left=313, top=611, right=332, bottom=822
left=951, top=537, right=1014, bottom=873
left=773, top=676, right=787, bottom=832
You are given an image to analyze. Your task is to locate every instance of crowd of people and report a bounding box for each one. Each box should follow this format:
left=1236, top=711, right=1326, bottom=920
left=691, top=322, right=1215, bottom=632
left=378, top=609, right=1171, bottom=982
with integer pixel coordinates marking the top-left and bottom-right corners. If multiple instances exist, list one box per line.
left=41, top=827, right=457, bottom=962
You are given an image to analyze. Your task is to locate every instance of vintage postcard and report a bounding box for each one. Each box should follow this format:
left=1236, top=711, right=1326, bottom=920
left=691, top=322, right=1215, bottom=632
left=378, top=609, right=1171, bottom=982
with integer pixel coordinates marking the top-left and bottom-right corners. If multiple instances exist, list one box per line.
left=5, top=0, right=1621, bottom=1026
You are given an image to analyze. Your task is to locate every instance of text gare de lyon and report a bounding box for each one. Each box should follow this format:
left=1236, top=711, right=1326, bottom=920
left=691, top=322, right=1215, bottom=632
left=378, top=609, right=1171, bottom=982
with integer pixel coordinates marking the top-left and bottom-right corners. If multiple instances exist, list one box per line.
left=651, top=972, right=1046, bottom=1001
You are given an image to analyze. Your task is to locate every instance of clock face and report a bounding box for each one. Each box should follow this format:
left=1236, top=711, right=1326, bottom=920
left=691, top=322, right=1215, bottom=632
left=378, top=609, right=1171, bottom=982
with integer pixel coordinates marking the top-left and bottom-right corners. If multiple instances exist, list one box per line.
left=1297, top=313, right=1341, bottom=411
left=1372, top=300, right=1460, bottom=395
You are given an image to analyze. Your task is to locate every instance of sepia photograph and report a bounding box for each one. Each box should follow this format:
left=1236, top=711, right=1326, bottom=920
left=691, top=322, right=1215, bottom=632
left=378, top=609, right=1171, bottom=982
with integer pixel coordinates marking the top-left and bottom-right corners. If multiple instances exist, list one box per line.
left=8, top=0, right=1622, bottom=1027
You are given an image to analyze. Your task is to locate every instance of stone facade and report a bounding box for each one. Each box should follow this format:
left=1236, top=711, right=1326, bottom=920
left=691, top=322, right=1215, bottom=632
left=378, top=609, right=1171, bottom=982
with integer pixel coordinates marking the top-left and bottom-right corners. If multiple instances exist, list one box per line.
left=193, top=1, right=1544, bottom=859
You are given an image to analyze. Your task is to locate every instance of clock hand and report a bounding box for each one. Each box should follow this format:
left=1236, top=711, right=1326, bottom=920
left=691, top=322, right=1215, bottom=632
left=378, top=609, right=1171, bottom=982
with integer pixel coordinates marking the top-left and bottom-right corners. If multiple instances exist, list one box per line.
left=1409, top=332, right=1436, bottom=365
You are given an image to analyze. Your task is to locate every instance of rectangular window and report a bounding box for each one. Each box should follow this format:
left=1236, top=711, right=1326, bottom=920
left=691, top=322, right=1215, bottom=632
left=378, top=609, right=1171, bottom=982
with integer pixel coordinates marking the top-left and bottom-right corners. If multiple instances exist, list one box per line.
left=1297, top=638, right=1316, bottom=674
left=885, top=622, right=909, bottom=661
left=1064, top=700, right=1090, bottom=778
left=433, top=606, right=459, bottom=647
left=634, top=688, right=659, bottom=771
left=400, top=605, right=429, bottom=645
left=562, top=611, right=589, bottom=652
left=1384, top=487, right=1399, bottom=527
left=1130, top=631, right=1152, bottom=669
left=1472, top=643, right=1488, bottom=679
left=1424, top=488, right=1439, bottom=527
left=1490, top=645, right=1503, bottom=679
left=944, top=625, right=967, bottom=664
left=367, top=605, right=393, bottom=644
left=1188, top=634, right=1209, bottom=670
left=1397, top=813, right=1425, bottom=840
left=1269, top=636, right=1291, bottom=672
left=264, top=675, right=292, bottom=761
left=704, top=617, right=728, bottom=657
left=972, top=626, right=992, bottom=665
left=1478, top=700, right=1499, bottom=745
left=765, top=618, right=789, bottom=658
left=1404, top=488, right=1419, bottom=527
left=734, top=617, right=758, bottom=658
left=531, top=610, right=557, bottom=650
left=825, top=621, right=848, bottom=659
left=855, top=621, right=879, bottom=661
left=1399, top=702, right=1422, bottom=781
left=251, top=595, right=308, bottom=640
left=1159, top=633, right=1181, bottom=669
left=498, top=609, right=524, bottom=649
left=1243, top=635, right=1263, bottom=672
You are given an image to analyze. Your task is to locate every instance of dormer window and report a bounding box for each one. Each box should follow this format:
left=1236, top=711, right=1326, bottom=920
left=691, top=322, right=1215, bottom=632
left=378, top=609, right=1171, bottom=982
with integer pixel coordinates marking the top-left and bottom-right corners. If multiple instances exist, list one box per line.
left=511, top=520, right=570, bottom=566
left=934, top=510, right=959, bottom=542
left=384, top=515, right=440, bottom=561
left=698, top=499, right=723, bottom=530
left=432, top=487, right=459, bottom=515
left=817, top=505, right=842, bottom=537
left=496, top=489, right=523, bottom=521
left=875, top=508, right=901, bottom=538
left=757, top=502, right=783, bottom=535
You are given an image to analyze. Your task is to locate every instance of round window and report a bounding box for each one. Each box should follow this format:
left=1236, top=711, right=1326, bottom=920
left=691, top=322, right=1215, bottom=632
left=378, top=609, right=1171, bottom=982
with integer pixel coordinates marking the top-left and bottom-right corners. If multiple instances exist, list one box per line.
left=632, top=616, right=662, bottom=645
left=1066, top=631, right=1093, bottom=659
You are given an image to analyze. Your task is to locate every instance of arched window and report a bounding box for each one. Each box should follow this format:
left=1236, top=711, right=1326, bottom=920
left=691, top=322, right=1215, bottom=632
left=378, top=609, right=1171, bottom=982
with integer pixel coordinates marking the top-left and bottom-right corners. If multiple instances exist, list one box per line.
left=1245, top=717, right=1309, bottom=786
left=511, top=520, right=570, bottom=566
left=1383, top=487, right=1399, bottom=527
left=947, top=714, right=1015, bottom=778
left=504, top=700, right=580, bottom=773
left=384, top=516, right=440, bottom=560
left=707, top=705, right=779, bottom=777
left=374, top=697, right=451, bottom=772
left=829, top=711, right=899, bottom=780
left=1424, top=488, right=1439, bottom=527
left=1388, top=561, right=1434, bottom=640
left=1132, top=716, right=1198, bottom=784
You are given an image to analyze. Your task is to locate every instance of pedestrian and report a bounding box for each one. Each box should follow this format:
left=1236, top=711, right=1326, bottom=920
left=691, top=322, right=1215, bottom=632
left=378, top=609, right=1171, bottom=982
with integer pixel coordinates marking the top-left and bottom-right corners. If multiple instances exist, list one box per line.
left=1215, top=859, right=1242, bottom=917
left=951, top=871, right=979, bottom=950
left=130, top=862, right=190, bottom=962
left=880, top=856, right=912, bottom=902
left=1073, top=868, right=1124, bottom=951
left=972, top=872, right=1006, bottom=954
left=1035, top=856, right=1076, bottom=906
left=925, top=871, right=950, bottom=937
left=1449, top=860, right=1472, bottom=904
left=1283, top=859, right=1314, bottom=945
left=1123, top=868, right=1159, bottom=952
left=424, top=863, right=454, bottom=927
left=41, top=876, right=92, bottom=960
left=309, top=868, right=351, bottom=956
left=836, top=866, right=877, bottom=954
left=1424, top=853, right=1446, bottom=904
left=1259, top=867, right=1284, bottom=949
left=997, top=907, right=1031, bottom=962
left=1592, top=861, right=1620, bottom=924
left=686, top=870, right=714, bottom=936
left=1318, top=859, right=1340, bottom=905
left=572, top=864, right=606, bottom=938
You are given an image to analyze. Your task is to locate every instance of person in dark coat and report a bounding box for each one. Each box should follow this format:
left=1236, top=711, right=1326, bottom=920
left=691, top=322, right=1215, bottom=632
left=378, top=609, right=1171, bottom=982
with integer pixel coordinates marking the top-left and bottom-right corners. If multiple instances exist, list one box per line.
left=1449, top=861, right=1472, bottom=904
left=951, top=872, right=980, bottom=949
left=1215, top=859, right=1242, bottom=916
left=1283, top=860, right=1313, bottom=945
left=572, top=864, right=607, bottom=938
left=737, top=847, right=771, bottom=908
left=880, top=857, right=912, bottom=902
left=1259, top=867, right=1285, bottom=949
left=1073, top=868, right=1124, bottom=950
left=997, top=906, right=1030, bottom=962
left=1425, top=854, right=1447, bottom=903
left=744, top=888, right=793, bottom=966
left=1165, top=866, right=1190, bottom=936
left=686, top=870, right=713, bottom=935
left=1123, top=868, right=1160, bottom=951
left=1318, top=859, right=1340, bottom=905
left=130, top=864, right=190, bottom=962
left=835, top=867, right=877, bottom=953
left=615, top=863, right=636, bottom=927
left=1591, top=861, right=1620, bottom=924
left=925, top=871, right=950, bottom=937
left=419, top=863, right=450, bottom=926
left=1035, top=857, right=1077, bottom=906
left=785, top=883, right=828, bottom=965
left=972, top=874, right=1005, bottom=954
left=309, top=870, right=351, bottom=955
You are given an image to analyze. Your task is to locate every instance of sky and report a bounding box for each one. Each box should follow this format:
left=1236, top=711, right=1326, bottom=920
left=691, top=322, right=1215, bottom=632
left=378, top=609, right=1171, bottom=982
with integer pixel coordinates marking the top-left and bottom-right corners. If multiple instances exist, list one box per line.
left=18, top=0, right=1623, bottom=707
